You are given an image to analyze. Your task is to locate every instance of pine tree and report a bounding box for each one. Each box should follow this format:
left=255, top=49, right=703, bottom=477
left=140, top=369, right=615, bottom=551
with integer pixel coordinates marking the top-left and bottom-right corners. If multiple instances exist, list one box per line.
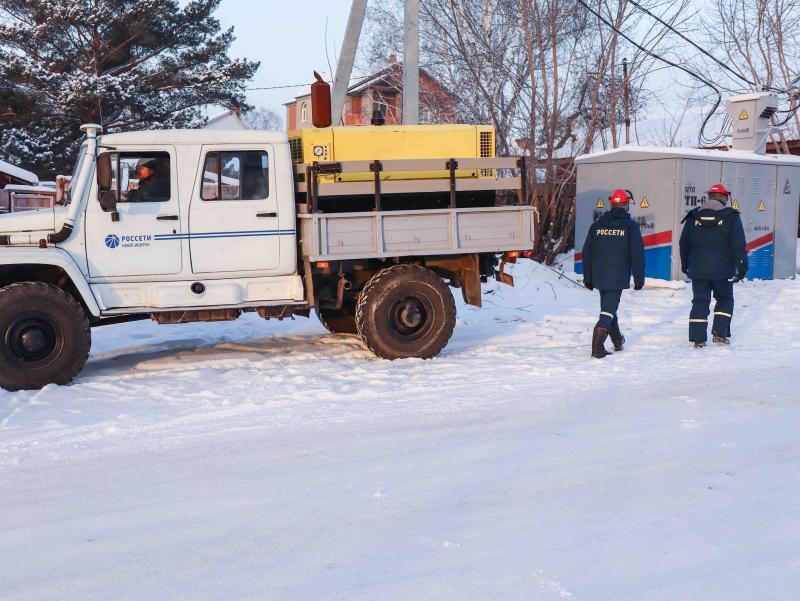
left=0, top=0, right=258, bottom=177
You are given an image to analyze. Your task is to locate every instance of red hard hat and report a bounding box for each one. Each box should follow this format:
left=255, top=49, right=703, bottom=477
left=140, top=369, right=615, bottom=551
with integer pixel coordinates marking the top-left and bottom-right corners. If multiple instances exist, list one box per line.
left=609, top=188, right=631, bottom=205
left=708, top=183, right=730, bottom=196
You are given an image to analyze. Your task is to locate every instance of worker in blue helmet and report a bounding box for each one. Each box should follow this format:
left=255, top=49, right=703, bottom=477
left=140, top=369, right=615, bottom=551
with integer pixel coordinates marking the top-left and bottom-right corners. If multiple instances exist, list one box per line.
left=581, top=188, right=646, bottom=358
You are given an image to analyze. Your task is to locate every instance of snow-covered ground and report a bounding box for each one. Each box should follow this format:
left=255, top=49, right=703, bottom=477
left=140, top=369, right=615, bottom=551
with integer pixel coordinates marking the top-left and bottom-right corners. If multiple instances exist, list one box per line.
left=2, top=256, right=800, bottom=601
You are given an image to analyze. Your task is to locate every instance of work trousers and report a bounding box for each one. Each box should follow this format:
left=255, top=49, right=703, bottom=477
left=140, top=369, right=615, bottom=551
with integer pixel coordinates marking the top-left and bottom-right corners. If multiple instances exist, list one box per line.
left=690, top=279, right=734, bottom=342
left=597, top=289, right=623, bottom=338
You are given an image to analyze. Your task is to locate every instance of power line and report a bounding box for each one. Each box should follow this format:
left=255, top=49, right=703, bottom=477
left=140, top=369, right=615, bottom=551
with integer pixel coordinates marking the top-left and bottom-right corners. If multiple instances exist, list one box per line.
left=775, top=83, right=800, bottom=113
left=246, top=70, right=377, bottom=92
left=246, top=83, right=318, bottom=91
left=627, top=0, right=800, bottom=139
left=626, top=0, right=789, bottom=95
left=776, top=106, right=800, bottom=127
left=575, top=0, right=723, bottom=147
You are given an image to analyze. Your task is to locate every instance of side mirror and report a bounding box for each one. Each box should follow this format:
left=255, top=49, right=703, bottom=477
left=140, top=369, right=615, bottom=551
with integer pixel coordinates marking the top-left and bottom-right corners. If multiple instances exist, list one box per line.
left=97, top=153, right=112, bottom=190
left=99, top=190, right=117, bottom=213
left=96, top=153, right=117, bottom=213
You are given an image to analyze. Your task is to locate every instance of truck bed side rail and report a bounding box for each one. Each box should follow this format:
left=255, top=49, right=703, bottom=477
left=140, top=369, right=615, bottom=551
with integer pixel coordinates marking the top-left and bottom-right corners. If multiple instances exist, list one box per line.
left=295, top=156, right=527, bottom=211
left=299, top=205, right=535, bottom=262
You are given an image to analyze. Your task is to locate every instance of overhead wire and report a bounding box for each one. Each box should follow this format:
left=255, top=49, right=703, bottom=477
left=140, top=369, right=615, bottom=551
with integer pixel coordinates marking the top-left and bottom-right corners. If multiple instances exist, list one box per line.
left=574, top=0, right=723, bottom=147
left=776, top=106, right=800, bottom=127
left=626, top=0, right=790, bottom=95
left=246, top=83, right=320, bottom=91
left=626, top=0, right=800, bottom=135
left=246, top=70, right=377, bottom=92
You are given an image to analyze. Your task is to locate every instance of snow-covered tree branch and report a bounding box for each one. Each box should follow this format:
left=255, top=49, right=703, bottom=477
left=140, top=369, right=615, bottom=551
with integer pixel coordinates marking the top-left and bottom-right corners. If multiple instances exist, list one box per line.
left=0, top=0, right=259, bottom=176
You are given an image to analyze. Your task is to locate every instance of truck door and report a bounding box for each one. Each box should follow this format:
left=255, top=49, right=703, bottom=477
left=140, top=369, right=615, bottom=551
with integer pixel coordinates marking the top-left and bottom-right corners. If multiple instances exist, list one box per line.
left=189, top=147, right=282, bottom=273
left=86, top=148, right=183, bottom=278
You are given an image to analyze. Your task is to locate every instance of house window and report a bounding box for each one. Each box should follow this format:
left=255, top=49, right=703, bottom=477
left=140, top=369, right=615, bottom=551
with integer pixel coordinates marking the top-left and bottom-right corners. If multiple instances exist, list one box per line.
left=300, top=102, right=309, bottom=123
left=202, top=151, right=269, bottom=201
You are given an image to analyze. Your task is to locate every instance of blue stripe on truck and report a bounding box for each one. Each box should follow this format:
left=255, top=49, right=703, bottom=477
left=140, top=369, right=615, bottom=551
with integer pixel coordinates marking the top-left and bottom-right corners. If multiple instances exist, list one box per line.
left=154, top=229, right=296, bottom=241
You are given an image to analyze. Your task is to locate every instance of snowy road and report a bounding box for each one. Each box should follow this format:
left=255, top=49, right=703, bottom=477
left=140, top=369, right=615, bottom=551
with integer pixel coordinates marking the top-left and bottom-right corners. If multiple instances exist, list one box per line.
left=2, top=259, right=800, bottom=600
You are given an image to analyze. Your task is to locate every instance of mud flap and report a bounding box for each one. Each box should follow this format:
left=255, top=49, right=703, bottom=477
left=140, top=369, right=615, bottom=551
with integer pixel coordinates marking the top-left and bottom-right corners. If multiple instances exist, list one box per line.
left=303, top=257, right=316, bottom=307
left=496, top=258, right=515, bottom=287
left=460, top=253, right=483, bottom=308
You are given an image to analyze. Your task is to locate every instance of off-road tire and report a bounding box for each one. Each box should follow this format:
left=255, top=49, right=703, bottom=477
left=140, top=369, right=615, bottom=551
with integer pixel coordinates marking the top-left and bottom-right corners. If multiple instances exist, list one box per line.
left=0, top=282, right=91, bottom=391
left=355, top=264, right=456, bottom=360
left=316, top=305, right=358, bottom=334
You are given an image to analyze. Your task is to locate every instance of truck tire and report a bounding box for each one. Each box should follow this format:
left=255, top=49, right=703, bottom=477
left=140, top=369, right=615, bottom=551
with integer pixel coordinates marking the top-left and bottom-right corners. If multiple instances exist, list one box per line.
left=0, top=282, right=91, bottom=391
left=315, top=306, right=358, bottom=334
left=356, top=264, right=456, bottom=360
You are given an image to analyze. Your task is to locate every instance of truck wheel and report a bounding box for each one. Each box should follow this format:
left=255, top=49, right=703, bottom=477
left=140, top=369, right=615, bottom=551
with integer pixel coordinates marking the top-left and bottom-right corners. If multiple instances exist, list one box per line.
left=0, top=283, right=91, bottom=391
left=356, top=264, right=456, bottom=360
left=315, top=306, right=358, bottom=334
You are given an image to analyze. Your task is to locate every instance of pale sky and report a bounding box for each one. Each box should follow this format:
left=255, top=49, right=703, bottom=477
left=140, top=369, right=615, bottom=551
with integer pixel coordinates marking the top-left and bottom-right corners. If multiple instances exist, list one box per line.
left=209, top=0, right=734, bottom=139
left=213, top=0, right=357, bottom=117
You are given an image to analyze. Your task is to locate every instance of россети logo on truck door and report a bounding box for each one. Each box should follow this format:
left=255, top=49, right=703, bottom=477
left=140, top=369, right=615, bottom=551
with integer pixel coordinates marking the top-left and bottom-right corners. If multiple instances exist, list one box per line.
left=105, top=233, right=153, bottom=249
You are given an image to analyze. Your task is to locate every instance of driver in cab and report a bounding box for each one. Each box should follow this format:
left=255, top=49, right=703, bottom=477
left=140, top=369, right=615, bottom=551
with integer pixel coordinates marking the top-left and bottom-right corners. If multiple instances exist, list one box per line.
left=127, top=158, right=169, bottom=202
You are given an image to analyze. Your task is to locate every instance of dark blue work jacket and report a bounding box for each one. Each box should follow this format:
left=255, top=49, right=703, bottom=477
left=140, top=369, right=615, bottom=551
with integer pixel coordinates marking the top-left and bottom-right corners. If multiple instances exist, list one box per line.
left=582, top=207, right=646, bottom=290
left=679, top=207, right=748, bottom=280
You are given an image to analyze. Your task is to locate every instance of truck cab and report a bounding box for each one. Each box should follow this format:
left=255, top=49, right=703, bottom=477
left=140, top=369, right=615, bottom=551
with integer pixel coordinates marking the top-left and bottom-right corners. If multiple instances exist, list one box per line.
left=75, top=128, right=305, bottom=311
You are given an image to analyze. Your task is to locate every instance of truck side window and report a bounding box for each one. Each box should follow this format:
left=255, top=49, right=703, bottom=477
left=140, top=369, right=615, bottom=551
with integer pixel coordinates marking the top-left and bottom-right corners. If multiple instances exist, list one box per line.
left=202, top=151, right=268, bottom=201
left=107, top=152, right=171, bottom=203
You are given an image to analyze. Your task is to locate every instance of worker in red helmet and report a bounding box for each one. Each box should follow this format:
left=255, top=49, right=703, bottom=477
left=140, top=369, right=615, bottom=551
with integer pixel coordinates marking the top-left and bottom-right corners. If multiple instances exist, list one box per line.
left=679, top=183, right=748, bottom=348
left=581, top=188, right=646, bottom=358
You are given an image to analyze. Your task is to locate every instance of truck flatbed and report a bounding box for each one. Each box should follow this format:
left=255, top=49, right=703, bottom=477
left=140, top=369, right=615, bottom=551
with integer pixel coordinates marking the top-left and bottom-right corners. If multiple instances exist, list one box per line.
left=299, top=205, right=535, bottom=261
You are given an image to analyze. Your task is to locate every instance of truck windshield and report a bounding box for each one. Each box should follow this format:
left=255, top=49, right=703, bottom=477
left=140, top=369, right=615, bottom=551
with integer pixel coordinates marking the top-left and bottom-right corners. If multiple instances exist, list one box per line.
left=63, top=144, right=87, bottom=205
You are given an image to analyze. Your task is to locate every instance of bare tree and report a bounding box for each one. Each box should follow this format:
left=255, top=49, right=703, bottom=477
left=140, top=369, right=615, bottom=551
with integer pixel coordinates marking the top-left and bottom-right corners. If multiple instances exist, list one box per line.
left=642, top=83, right=707, bottom=147
left=243, top=107, right=284, bottom=131
left=364, top=0, right=529, bottom=155
left=704, top=0, right=800, bottom=150
left=363, top=0, right=688, bottom=261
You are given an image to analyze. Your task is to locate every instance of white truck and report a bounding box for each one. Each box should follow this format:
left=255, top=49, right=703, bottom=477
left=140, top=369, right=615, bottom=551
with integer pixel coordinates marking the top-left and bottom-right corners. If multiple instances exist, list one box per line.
left=0, top=124, right=534, bottom=390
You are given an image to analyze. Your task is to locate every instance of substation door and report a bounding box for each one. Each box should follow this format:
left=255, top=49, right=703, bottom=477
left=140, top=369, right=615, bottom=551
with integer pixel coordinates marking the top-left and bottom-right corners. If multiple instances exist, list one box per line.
left=774, top=165, right=800, bottom=279
left=722, top=162, right=777, bottom=279
left=575, top=158, right=677, bottom=280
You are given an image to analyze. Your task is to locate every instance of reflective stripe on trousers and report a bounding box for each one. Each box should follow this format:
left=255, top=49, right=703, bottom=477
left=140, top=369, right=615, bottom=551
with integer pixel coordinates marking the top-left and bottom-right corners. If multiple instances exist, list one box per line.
left=690, top=279, right=734, bottom=342
left=597, top=289, right=622, bottom=331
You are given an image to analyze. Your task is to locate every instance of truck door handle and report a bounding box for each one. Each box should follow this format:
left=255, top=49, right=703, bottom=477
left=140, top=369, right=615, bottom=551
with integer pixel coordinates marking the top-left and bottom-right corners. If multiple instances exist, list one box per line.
left=257, top=212, right=278, bottom=218
left=157, top=215, right=179, bottom=221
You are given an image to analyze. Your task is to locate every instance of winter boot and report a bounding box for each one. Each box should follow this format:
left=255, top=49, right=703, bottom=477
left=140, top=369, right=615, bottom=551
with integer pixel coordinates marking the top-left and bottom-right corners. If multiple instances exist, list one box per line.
left=609, top=323, right=625, bottom=351
left=694, top=342, right=706, bottom=349
left=592, top=326, right=611, bottom=359
left=713, top=335, right=730, bottom=345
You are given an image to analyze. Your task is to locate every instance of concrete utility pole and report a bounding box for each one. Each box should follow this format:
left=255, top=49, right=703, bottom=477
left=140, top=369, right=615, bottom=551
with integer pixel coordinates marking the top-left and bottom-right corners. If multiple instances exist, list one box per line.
left=622, top=58, right=631, bottom=145
left=402, top=0, right=420, bottom=125
left=332, top=0, right=369, bottom=126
